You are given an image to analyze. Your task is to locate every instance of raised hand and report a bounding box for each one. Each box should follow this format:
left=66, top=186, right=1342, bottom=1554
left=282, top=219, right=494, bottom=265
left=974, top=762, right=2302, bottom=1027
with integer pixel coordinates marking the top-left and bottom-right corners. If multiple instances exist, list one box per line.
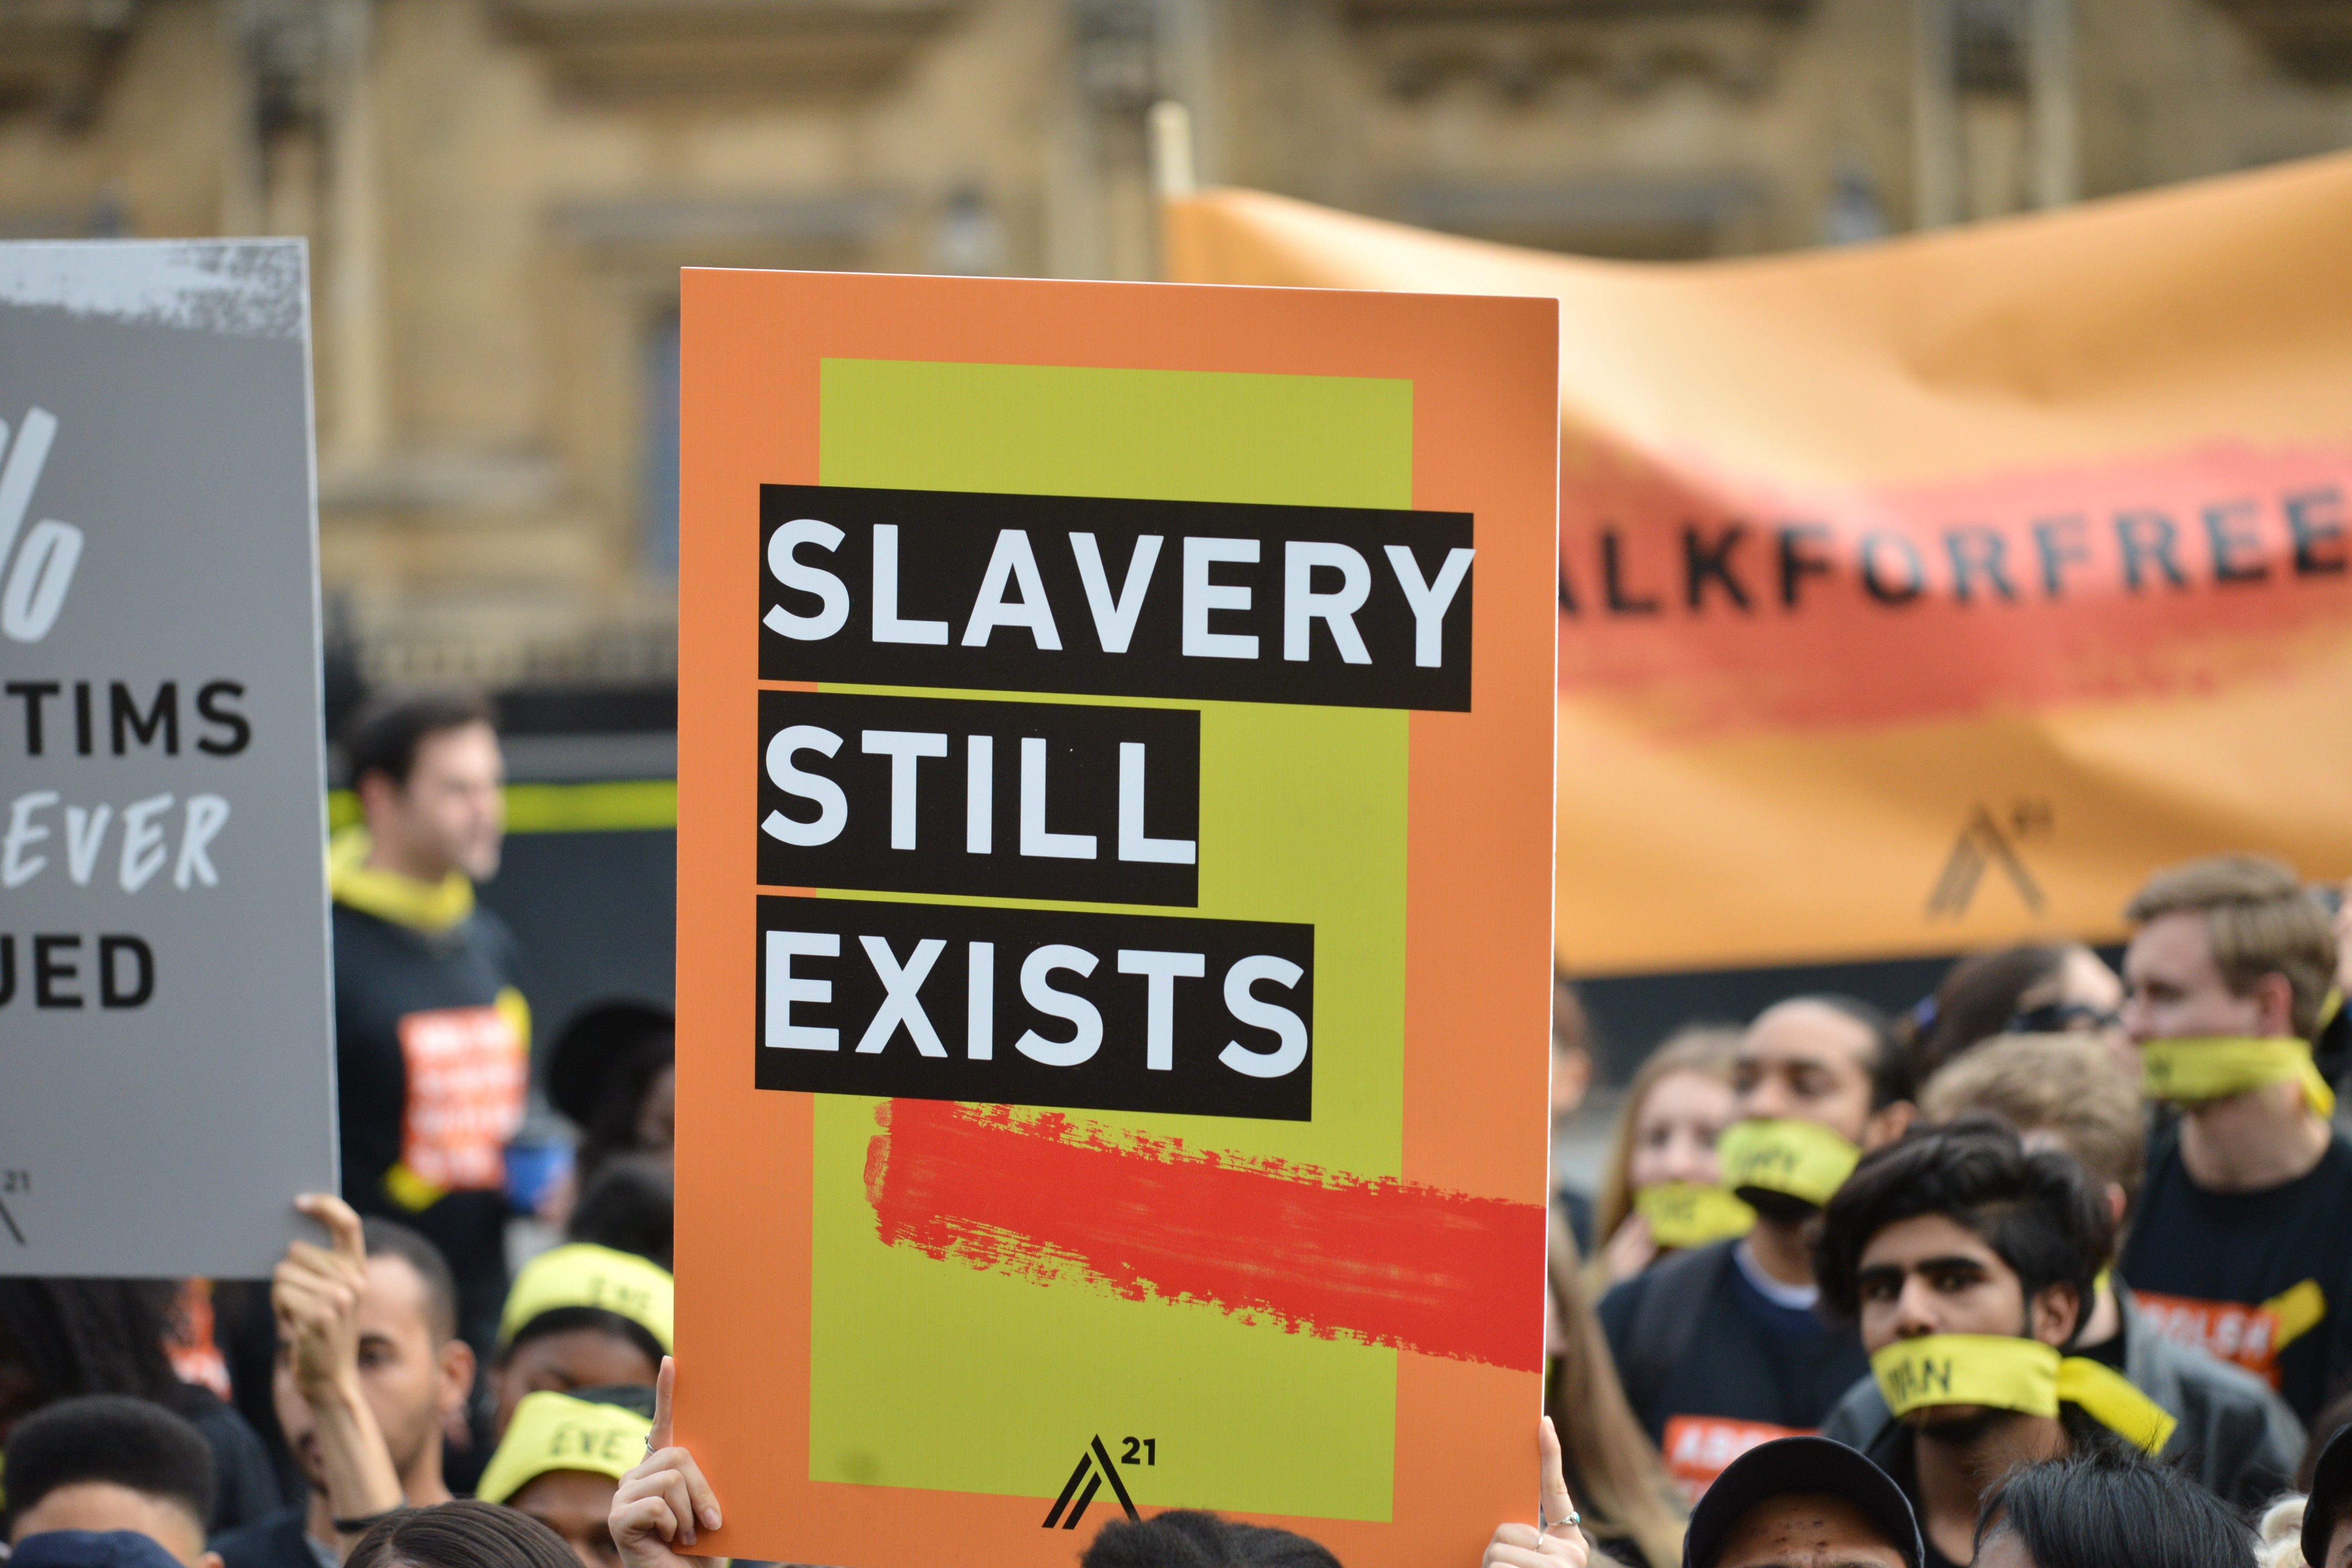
left=275, top=1193, right=405, bottom=1535
left=612, top=1357, right=726, bottom=1568
left=1481, top=1417, right=1590, bottom=1568
left=276, top=1192, right=370, bottom=1398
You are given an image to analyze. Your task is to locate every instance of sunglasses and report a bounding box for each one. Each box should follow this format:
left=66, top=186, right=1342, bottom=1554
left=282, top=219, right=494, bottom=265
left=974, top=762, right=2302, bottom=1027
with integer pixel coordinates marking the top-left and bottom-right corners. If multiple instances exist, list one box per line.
left=2008, top=1001, right=2123, bottom=1035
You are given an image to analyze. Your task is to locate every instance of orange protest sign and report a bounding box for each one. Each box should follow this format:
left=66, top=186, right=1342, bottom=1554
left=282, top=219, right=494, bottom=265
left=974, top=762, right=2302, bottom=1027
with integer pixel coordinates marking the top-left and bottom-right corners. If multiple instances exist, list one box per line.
left=672, top=268, right=1560, bottom=1566
left=1167, top=152, right=2352, bottom=974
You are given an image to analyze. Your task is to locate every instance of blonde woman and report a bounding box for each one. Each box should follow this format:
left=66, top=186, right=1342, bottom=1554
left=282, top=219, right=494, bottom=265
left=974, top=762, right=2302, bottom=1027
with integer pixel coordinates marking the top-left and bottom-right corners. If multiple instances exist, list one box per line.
left=1544, top=1214, right=1687, bottom=1568
left=1591, top=1027, right=1743, bottom=1288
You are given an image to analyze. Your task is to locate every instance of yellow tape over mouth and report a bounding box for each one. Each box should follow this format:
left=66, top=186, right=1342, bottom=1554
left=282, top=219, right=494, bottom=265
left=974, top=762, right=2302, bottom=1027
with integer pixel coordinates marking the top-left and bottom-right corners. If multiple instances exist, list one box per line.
left=1717, top=1119, right=1860, bottom=1207
left=1870, top=1333, right=2176, bottom=1454
left=1633, top=1182, right=1756, bottom=1249
left=2139, top=1036, right=2335, bottom=1119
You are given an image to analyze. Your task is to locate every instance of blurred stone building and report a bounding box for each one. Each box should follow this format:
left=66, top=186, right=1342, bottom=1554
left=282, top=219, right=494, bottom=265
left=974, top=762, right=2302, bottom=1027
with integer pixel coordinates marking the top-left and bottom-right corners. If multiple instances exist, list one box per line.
left=3, top=0, right=2349, bottom=683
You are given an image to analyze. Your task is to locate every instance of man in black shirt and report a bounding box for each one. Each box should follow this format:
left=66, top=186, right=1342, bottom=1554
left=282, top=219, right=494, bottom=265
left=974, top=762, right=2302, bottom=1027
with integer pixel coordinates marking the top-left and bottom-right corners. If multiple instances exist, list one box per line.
left=1598, top=995, right=1915, bottom=1496
left=211, top=1199, right=472, bottom=1568
left=2112, top=854, right=2352, bottom=1425
left=1813, top=1119, right=2188, bottom=1568
left=332, top=692, right=527, bottom=1355
left=1846, top=1031, right=2305, bottom=1507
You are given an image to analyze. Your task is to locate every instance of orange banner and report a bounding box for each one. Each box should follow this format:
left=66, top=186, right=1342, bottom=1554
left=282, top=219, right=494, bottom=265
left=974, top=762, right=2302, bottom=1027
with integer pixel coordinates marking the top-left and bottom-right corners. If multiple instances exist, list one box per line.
left=1168, top=154, right=2352, bottom=974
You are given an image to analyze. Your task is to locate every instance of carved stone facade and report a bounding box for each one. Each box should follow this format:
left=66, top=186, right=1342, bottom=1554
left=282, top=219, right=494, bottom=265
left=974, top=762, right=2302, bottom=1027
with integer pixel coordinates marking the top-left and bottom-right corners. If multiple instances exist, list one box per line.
left=0, top=0, right=2347, bottom=682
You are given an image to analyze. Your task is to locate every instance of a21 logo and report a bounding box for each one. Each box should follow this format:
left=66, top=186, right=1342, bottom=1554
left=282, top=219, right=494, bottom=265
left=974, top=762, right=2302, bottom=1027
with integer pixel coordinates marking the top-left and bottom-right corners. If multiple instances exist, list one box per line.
left=1041, top=1434, right=1153, bottom=1530
left=0, top=406, right=83, bottom=644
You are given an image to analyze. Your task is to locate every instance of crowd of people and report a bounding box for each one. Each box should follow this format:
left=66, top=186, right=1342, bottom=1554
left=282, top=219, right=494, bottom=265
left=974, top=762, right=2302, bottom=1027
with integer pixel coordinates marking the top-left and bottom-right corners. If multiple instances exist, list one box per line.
left=4, top=690, right=2352, bottom=1568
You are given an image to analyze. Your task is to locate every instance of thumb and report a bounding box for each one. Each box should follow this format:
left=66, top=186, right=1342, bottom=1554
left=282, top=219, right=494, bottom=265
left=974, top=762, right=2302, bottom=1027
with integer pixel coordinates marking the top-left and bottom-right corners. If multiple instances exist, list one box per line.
left=650, top=1355, right=675, bottom=1451
left=297, top=1193, right=366, bottom=1267
left=1538, top=1417, right=1577, bottom=1537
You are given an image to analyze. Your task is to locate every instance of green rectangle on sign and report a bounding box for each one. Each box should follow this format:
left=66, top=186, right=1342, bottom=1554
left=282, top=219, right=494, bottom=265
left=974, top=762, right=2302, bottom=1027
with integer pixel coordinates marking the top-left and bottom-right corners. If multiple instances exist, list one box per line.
left=805, top=359, right=1412, bottom=1521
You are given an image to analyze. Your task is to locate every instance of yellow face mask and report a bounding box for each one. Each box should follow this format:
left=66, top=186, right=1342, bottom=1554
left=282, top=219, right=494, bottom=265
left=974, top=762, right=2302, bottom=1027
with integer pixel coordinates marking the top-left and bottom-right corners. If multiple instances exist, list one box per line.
left=1717, top=1118, right=1860, bottom=1208
left=1634, top=1181, right=1757, bottom=1250
left=2139, top=1036, right=2335, bottom=1118
left=1870, top=1333, right=2177, bottom=1455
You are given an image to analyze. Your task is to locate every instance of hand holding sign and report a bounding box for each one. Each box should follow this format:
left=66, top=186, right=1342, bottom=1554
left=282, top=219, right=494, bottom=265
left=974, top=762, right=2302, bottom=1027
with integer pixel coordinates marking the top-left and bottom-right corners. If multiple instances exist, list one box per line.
left=275, top=1193, right=369, bottom=1398
left=612, top=1356, right=725, bottom=1568
left=1481, top=1418, right=1589, bottom=1568
left=274, top=1193, right=405, bottom=1537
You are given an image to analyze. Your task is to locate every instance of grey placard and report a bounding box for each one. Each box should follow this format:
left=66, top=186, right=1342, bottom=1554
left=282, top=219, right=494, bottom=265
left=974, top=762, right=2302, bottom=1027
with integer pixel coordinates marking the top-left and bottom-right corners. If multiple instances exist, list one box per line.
left=0, top=240, right=336, bottom=1278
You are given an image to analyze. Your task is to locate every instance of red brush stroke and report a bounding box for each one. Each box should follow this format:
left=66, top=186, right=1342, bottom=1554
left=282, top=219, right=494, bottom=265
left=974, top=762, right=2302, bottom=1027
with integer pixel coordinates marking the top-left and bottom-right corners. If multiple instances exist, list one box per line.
left=862, top=1098, right=1546, bottom=1371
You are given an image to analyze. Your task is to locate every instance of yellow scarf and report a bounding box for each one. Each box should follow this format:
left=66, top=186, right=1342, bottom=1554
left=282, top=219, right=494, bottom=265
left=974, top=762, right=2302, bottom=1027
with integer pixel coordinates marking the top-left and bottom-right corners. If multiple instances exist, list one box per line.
left=1634, top=1181, right=1757, bottom=1249
left=1718, top=1118, right=1861, bottom=1207
left=1870, top=1333, right=2176, bottom=1455
left=329, top=827, right=474, bottom=933
left=2139, top=1036, right=2335, bottom=1119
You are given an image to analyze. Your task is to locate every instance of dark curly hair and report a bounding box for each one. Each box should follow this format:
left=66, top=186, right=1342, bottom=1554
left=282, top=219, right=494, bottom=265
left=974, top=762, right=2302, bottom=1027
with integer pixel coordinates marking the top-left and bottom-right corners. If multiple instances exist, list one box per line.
left=1812, top=1115, right=2111, bottom=1338
left=1081, top=1510, right=1343, bottom=1568
left=1, top=1393, right=216, bottom=1530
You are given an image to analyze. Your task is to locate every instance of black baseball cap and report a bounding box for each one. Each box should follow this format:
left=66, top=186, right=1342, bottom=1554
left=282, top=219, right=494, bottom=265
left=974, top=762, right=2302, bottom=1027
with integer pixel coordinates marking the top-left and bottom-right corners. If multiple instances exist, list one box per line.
left=2304, top=1422, right=2352, bottom=1568
left=1684, top=1437, right=1923, bottom=1568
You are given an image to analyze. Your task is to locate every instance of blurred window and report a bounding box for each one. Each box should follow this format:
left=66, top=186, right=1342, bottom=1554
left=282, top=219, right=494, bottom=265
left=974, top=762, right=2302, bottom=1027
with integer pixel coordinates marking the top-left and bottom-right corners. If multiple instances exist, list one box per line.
left=642, top=309, right=681, bottom=578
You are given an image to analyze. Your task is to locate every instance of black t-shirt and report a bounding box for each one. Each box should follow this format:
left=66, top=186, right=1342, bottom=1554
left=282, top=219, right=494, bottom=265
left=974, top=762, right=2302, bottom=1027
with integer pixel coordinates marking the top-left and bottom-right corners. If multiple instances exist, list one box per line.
left=1597, top=1239, right=1870, bottom=1445
left=211, top=1506, right=330, bottom=1568
left=2120, top=1129, right=2352, bottom=1425
left=332, top=898, right=525, bottom=1351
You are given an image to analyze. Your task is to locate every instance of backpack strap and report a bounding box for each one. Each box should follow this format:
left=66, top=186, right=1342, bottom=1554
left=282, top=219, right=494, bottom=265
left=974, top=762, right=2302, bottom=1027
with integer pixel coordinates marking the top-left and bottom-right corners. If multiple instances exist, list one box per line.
left=1618, top=1239, right=1735, bottom=1417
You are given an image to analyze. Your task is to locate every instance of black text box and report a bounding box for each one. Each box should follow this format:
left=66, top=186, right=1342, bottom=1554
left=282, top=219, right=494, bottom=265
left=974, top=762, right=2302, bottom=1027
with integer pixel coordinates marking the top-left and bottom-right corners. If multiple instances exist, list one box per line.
left=758, top=485, right=1475, bottom=710
left=757, top=690, right=1199, bottom=907
left=755, top=896, right=1313, bottom=1121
